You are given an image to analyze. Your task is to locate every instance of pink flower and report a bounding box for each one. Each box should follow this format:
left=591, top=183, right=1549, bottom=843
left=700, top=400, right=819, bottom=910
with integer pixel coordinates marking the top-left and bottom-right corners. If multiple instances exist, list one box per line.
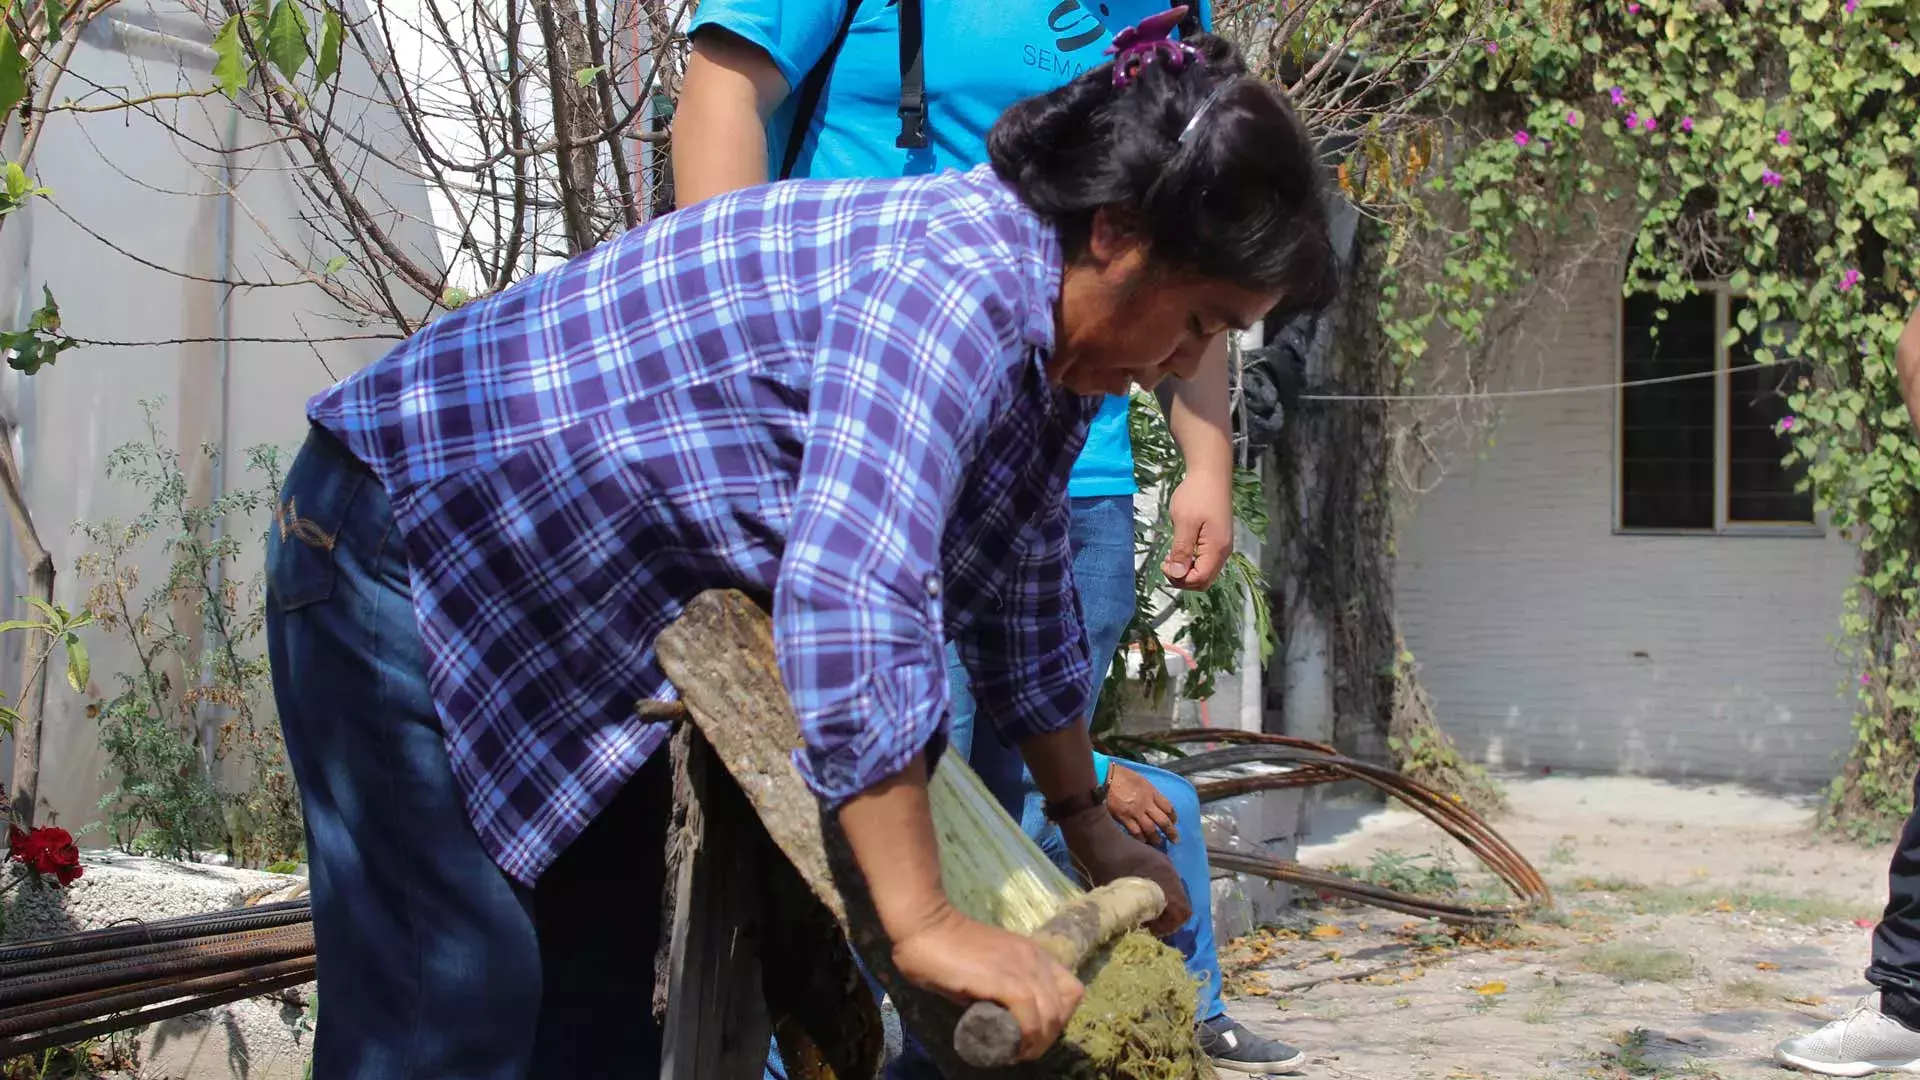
left=1747, top=207, right=1757, bottom=221
left=1845, top=0, right=1858, bottom=12
left=1626, top=111, right=1640, bottom=129
left=1840, top=269, right=1863, bottom=291
left=1514, top=130, right=1531, bottom=146
left=1862, top=671, right=1874, bottom=685
left=1609, top=86, right=1627, bottom=106
left=1628, top=1, right=1640, bottom=11
left=1486, top=40, right=1498, bottom=53
left=1762, top=169, right=1784, bottom=187
left=1644, top=116, right=1658, bottom=131
left=1778, top=415, right=1797, bottom=433
left=1567, top=110, right=1582, bottom=127
left=1681, top=116, right=1694, bottom=133
left=1776, top=129, right=1792, bottom=146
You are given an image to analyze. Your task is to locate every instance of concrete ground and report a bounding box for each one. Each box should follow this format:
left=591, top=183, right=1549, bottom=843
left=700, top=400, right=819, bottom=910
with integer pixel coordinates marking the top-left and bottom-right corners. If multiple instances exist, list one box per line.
left=1215, top=774, right=1896, bottom=1080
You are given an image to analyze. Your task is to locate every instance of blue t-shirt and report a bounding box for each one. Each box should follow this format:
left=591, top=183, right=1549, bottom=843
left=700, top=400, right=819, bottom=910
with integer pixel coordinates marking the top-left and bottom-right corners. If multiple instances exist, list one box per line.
left=687, top=0, right=1212, bottom=498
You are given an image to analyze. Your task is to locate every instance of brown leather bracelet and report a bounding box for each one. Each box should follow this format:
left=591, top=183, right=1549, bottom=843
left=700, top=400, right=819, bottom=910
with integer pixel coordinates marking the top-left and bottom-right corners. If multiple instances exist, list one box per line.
left=1042, top=782, right=1110, bottom=823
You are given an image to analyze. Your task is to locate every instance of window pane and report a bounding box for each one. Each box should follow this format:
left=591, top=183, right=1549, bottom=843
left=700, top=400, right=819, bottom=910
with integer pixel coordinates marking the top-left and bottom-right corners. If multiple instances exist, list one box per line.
left=1620, top=292, right=1716, bottom=530
left=1726, top=300, right=1814, bottom=524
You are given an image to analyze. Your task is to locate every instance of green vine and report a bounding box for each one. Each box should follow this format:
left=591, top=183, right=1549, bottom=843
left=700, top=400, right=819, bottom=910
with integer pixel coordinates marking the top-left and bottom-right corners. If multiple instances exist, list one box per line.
left=1384, top=0, right=1920, bottom=830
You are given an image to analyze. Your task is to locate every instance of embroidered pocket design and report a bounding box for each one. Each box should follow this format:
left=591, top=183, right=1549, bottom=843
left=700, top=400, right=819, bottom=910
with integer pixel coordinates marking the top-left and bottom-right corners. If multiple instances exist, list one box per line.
left=275, top=496, right=338, bottom=552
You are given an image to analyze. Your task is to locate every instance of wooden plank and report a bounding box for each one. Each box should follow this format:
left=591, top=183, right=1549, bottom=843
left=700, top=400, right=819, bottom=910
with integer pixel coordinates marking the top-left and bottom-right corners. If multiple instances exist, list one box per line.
left=654, top=589, right=1023, bottom=1080
left=657, top=721, right=776, bottom=1080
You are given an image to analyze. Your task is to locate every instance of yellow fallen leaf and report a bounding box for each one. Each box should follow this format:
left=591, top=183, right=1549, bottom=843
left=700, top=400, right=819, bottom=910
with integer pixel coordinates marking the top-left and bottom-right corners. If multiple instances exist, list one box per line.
left=1324, top=950, right=1343, bottom=962
left=1475, top=981, right=1507, bottom=996
left=1714, top=899, right=1735, bottom=912
left=1756, top=962, right=1780, bottom=971
left=1787, top=996, right=1825, bottom=1007
left=1310, top=924, right=1344, bottom=939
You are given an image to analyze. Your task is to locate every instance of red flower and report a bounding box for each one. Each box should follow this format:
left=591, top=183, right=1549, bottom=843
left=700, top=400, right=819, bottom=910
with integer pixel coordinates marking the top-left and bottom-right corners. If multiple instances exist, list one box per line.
left=9, top=825, right=83, bottom=886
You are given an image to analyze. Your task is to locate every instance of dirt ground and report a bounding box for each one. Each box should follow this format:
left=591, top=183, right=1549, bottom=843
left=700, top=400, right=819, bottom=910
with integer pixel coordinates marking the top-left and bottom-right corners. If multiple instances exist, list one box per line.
left=1215, top=774, right=1899, bottom=1080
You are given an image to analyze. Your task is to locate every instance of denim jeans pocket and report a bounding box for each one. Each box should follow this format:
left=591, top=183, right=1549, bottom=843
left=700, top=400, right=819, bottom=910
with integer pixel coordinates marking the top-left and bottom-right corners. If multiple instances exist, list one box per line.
left=268, top=443, right=368, bottom=613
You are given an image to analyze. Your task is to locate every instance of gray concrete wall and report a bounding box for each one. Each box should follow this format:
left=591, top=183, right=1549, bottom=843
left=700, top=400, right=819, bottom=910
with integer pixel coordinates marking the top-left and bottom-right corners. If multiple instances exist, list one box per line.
left=1394, top=258, right=1859, bottom=788
left=0, top=0, right=439, bottom=831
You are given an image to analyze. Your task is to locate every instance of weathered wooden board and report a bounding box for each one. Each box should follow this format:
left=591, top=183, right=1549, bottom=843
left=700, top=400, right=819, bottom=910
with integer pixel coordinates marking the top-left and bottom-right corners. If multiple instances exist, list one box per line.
left=656, top=722, right=776, bottom=1080
left=654, top=589, right=1015, bottom=1080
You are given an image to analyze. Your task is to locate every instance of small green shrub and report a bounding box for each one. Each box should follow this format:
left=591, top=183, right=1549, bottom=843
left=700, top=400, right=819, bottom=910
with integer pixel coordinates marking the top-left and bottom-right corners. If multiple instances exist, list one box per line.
left=74, top=401, right=301, bottom=866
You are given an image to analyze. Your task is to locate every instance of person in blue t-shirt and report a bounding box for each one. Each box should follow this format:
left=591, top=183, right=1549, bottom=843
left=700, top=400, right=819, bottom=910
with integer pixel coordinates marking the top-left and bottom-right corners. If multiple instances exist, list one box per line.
left=673, top=3, right=1309, bottom=1074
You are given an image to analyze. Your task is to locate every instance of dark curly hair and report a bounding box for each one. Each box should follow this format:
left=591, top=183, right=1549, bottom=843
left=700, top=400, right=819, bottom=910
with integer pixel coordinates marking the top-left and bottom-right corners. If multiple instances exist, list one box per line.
left=987, top=32, right=1339, bottom=322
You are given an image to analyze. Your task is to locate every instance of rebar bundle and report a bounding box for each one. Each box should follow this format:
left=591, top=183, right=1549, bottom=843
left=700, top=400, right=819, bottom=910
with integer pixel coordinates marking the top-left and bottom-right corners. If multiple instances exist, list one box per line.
left=0, top=901, right=316, bottom=1060
left=1144, top=729, right=1553, bottom=924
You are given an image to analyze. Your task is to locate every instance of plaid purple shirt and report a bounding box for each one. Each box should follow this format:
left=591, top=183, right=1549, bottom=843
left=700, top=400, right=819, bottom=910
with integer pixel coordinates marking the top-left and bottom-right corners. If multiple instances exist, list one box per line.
left=307, top=165, right=1098, bottom=885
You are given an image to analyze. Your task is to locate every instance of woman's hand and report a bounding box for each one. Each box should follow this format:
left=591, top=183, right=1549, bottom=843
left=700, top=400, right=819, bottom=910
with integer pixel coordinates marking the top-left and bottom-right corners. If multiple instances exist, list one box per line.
left=1163, top=468, right=1233, bottom=589
left=1054, top=803, right=1193, bottom=936
left=892, top=905, right=1086, bottom=1063
left=1106, top=762, right=1179, bottom=845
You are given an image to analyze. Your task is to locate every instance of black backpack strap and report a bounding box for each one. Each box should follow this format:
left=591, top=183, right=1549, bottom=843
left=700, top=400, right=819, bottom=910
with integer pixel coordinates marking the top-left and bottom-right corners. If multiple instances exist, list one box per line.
left=779, top=1, right=862, bottom=180
left=894, top=0, right=927, bottom=149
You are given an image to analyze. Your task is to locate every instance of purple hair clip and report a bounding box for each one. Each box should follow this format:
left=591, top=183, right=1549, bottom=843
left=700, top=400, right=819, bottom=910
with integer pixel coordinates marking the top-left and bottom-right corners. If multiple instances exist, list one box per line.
left=1108, top=6, right=1202, bottom=88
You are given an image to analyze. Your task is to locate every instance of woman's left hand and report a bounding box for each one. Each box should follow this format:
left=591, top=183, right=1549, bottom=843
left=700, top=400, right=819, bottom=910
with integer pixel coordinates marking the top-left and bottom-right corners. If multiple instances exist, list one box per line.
left=1163, top=469, right=1233, bottom=589
left=1055, top=805, right=1193, bottom=936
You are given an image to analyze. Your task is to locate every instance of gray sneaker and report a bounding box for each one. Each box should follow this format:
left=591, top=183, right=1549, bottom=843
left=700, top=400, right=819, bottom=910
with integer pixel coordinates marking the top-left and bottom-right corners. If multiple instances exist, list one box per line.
left=1776, top=993, right=1920, bottom=1076
left=1196, top=1014, right=1306, bottom=1075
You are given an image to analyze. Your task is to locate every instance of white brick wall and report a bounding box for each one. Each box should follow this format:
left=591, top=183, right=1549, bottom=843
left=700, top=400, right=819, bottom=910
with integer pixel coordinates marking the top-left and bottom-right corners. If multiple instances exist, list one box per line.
left=1394, top=264, right=1861, bottom=787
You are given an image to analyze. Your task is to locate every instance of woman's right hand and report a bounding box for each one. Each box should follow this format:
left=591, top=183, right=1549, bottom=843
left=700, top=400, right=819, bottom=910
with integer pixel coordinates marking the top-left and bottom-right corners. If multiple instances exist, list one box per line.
left=891, top=905, right=1085, bottom=1063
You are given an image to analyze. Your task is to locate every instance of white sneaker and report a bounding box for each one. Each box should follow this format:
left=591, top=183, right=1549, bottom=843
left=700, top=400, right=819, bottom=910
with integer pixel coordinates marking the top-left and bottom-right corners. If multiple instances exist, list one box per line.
left=1776, top=993, right=1920, bottom=1076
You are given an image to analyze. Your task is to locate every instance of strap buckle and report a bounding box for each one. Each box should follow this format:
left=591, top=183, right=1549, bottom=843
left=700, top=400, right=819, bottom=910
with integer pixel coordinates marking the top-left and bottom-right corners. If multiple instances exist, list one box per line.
left=896, top=103, right=928, bottom=150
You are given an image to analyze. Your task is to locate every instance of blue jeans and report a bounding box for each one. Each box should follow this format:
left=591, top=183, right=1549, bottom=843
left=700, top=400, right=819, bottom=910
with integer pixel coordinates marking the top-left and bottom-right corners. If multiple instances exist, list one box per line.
left=266, top=426, right=669, bottom=1079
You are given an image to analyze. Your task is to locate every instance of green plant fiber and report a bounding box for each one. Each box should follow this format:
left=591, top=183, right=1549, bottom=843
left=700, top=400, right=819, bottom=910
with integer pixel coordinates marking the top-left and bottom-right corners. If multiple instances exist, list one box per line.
left=1041, top=930, right=1214, bottom=1080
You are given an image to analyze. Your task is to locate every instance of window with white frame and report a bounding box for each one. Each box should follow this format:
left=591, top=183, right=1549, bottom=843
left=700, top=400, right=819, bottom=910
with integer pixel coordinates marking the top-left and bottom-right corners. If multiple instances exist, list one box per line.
left=1617, top=288, right=1814, bottom=532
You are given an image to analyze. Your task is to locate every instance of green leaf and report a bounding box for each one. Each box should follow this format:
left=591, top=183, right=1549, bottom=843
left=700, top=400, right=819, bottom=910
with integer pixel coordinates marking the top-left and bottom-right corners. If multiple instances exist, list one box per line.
left=45, top=0, right=66, bottom=43
left=0, top=160, right=45, bottom=216
left=63, top=633, right=87, bottom=693
left=213, top=16, right=250, bottom=98
left=265, top=0, right=311, bottom=82
left=1, top=286, right=77, bottom=375
left=573, top=65, right=605, bottom=88
left=0, top=23, right=26, bottom=123
left=0, top=705, right=17, bottom=737
left=0, top=619, right=40, bottom=635
left=322, top=253, right=348, bottom=276
left=315, top=8, right=343, bottom=84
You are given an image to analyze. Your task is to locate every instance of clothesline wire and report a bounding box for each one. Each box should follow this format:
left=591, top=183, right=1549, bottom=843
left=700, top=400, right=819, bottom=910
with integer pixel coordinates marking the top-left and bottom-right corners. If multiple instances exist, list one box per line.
left=1297, top=359, right=1792, bottom=403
